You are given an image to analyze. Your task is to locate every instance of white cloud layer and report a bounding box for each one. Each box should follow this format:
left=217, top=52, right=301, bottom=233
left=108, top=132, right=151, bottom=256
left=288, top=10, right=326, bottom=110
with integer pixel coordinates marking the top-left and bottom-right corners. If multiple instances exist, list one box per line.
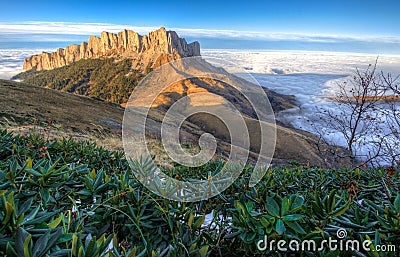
left=1, top=21, right=400, bottom=43
left=203, top=50, right=400, bottom=165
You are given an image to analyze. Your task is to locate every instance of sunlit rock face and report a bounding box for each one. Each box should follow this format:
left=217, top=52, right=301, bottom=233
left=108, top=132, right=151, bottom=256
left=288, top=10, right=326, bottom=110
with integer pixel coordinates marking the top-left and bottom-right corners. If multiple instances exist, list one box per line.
left=23, top=27, right=200, bottom=71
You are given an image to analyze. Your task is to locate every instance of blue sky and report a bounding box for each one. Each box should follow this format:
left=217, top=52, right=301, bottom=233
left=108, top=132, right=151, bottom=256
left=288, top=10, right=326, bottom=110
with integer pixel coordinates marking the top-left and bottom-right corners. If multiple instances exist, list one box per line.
left=1, top=0, right=399, bottom=53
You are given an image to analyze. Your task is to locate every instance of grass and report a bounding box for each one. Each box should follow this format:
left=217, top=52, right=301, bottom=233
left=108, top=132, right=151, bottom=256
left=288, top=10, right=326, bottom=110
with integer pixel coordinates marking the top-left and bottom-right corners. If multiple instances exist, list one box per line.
left=0, top=79, right=124, bottom=136
left=0, top=79, right=124, bottom=151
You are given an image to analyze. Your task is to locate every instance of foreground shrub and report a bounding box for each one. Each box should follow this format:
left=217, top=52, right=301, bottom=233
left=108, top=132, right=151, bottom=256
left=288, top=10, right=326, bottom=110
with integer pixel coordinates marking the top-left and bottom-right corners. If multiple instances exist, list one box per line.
left=0, top=130, right=399, bottom=256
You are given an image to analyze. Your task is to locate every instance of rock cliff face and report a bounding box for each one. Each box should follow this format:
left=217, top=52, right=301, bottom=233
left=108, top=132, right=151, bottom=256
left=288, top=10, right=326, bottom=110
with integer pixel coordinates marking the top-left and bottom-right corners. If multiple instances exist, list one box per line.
left=23, top=27, right=201, bottom=71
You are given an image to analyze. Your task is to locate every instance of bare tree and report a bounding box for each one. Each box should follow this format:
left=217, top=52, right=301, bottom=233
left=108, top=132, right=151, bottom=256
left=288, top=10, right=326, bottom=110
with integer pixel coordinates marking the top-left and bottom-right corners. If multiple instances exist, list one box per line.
left=382, top=72, right=400, bottom=165
left=314, top=61, right=400, bottom=167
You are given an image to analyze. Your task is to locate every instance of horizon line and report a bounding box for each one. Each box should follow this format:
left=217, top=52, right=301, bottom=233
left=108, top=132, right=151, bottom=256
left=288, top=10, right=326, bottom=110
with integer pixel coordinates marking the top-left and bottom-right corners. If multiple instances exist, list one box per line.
left=1, top=21, right=400, bottom=44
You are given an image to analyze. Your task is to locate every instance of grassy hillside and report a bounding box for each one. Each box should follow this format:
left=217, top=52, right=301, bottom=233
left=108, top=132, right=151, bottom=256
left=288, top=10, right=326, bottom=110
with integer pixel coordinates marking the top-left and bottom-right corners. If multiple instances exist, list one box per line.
left=0, top=79, right=123, bottom=148
left=0, top=130, right=398, bottom=256
left=0, top=79, right=351, bottom=166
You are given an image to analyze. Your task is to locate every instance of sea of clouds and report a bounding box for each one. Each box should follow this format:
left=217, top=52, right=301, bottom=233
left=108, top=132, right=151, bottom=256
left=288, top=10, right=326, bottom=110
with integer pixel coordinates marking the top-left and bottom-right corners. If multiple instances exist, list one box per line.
left=203, top=50, right=400, bottom=165
left=0, top=48, right=55, bottom=79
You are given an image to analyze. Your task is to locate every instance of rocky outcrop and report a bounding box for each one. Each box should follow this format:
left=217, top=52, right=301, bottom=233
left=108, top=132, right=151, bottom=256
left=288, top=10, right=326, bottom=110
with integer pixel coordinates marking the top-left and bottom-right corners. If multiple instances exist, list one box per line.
left=23, top=27, right=200, bottom=71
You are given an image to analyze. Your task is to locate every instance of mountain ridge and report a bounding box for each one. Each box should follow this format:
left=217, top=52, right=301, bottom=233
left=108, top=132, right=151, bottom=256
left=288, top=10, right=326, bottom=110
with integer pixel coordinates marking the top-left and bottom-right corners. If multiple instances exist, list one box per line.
left=23, top=27, right=200, bottom=71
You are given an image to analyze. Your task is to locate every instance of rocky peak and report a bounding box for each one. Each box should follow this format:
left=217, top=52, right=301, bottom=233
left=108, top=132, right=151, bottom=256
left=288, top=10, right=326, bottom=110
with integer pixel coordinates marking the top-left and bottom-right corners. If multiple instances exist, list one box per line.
left=23, top=27, right=201, bottom=71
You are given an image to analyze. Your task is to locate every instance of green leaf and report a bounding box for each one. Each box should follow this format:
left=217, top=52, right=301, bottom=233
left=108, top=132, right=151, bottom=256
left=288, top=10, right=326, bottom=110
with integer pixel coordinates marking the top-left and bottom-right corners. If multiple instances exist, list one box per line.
left=6, top=242, right=18, bottom=256
left=17, top=228, right=30, bottom=257
left=236, top=201, right=246, bottom=216
left=199, top=245, right=209, bottom=257
left=33, top=230, right=49, bottom=257
left=281, top=197, right=290, bottom=216
left=51, top=249, right=71, bottom=257
left=26, top=168, right=42, bottom=177
left=27, top=157, right=33, bottom=169
left=224, top=230, right=242, bottom=239
left=260, top=216, right=270, bottom=228
left=0, top=189, right=7, bottom=196
left=90, top=169, right=96, bottom=179
left=193, top=215, right=205, bottom=230
left=331, top=199, right=351, bottom=217
left=40, top=188, right=50, bottom=203
left=127, top=247, right=138, bottom=257
left=7, top=191, right=15, bottom=205
left=2, top=202, right=14, bottom=224
left=24, top=234, right=32, bottom=257
left=275, top=219, right=286, bottom=235
left=17, top=212, right=25, bottom=226
left=77, top=189, right=91, bottom=196
left=24, top=211, right=58, bottom=225
left=283, top=214, right=304, bottom=221
left=364, top=200, right=384, bottom=214
left=333, top=218, right=366, bottom=229
left=314, top=191, right=323, bottom=209
left=266, top=197, right=280, bottom=217
left=188, top=212, right=194, bottom=228
left=85, top=236, right=96, bottom=257
left=78, top=246, right=83, bottom=257
left=285, top=221, right=306, bottom=234
left=58, top=233, right=73, bottom=244
left=18, top=197, right=33, bottom=216
left=327, top=189, right=336, bottom=212
left=94, top=170, right=104, bottom=190
left=72, top=234, right=78, bottom=256
left=189, top=243, right=197, bottom=252
left=48, top=216, right=63, bottom=229
left=22, top=206, right=40, bottom=225
left=394, top=193, right=400, bottom=212
left=43, top=228, right=63, bottom=254
left=246, top=232, right=257, bottom=242
left=135, top=248, right=146, bottom=257
left=375, top=215, right=391, bottom=230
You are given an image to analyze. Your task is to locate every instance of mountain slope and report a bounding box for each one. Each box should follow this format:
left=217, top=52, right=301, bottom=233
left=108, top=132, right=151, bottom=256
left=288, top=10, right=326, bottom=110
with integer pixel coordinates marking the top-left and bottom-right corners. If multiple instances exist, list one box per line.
left=14, top=58, right=142, bottom=104
left=0, top=79, right=123, bottom=136
left=1, top=79, right=350, bottom=166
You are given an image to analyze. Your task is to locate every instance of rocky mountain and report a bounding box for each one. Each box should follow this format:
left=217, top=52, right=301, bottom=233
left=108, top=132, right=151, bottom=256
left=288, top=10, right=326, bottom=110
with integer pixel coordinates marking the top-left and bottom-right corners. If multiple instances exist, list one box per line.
left=23, top=27, right=200, bottom=71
